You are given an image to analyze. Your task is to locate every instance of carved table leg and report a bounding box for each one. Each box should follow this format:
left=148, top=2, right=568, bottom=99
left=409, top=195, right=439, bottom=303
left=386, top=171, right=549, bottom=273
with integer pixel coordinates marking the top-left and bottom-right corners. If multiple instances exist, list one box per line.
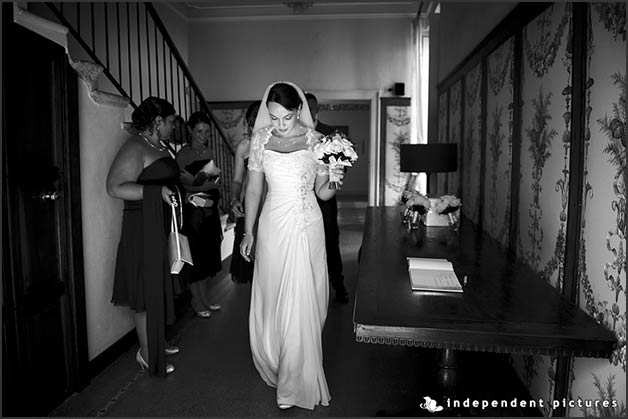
left=437, top=348, right=458, bottom=398
left=434, top=349, right=468, bottom=416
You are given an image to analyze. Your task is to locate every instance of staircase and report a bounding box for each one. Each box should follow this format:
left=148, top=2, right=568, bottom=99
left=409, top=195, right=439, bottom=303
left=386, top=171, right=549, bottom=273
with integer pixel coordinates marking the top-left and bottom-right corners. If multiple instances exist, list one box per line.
left=40, top=2, right=235, bottom=211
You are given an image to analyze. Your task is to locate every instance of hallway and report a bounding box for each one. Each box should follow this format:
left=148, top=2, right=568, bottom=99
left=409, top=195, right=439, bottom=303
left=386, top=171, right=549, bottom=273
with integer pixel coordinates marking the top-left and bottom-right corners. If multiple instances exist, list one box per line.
left=51, top=203, right=539, bottom=417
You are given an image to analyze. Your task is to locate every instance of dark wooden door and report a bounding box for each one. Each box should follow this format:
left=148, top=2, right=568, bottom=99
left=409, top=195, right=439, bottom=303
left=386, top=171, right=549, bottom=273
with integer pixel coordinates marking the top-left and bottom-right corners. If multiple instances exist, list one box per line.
left=2, top=12, right=88, bottom=416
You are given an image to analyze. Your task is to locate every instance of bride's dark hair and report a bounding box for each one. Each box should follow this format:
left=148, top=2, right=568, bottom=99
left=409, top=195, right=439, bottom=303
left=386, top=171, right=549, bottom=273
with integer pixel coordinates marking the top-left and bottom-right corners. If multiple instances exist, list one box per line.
left=267, top=83, right=302, bottom=111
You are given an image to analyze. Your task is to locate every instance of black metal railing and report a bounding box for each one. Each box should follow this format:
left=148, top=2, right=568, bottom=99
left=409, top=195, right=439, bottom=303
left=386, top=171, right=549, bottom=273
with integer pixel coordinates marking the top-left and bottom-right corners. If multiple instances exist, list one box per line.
left=45, top=2, right=234, bottom=211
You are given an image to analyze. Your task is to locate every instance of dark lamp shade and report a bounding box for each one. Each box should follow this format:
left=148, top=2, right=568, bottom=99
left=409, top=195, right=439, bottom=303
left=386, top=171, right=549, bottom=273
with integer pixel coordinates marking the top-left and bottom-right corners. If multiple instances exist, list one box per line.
left=399, top=143, right=457, bottom=173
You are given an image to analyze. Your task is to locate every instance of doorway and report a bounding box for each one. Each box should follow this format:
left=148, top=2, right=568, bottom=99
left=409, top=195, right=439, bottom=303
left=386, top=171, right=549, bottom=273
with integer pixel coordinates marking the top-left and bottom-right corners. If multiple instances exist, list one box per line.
left=2, top=9, right=89, bottom=416
left=317, top=99, right=371, bottom=203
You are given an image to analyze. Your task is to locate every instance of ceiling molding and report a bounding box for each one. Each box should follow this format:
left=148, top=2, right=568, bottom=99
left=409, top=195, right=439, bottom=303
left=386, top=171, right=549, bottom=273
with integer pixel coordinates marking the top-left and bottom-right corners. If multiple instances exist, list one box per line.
left=159, top=2, right=191, bottom=21
left=179, top=1, right=420, bottom=20
left=188, top=12, right=415, bottom=23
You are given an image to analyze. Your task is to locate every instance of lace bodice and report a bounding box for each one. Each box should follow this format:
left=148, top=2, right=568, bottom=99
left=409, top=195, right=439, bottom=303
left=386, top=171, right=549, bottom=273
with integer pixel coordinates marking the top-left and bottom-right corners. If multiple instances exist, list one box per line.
left=249, top=126, right=327, bottom=180
left=248, top=126, right=327, bottom=228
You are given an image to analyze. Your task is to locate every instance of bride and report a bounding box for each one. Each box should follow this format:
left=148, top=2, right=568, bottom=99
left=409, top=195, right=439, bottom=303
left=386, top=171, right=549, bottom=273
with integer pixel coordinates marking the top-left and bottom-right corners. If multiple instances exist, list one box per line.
left=240, top=81, right=344, bottom=410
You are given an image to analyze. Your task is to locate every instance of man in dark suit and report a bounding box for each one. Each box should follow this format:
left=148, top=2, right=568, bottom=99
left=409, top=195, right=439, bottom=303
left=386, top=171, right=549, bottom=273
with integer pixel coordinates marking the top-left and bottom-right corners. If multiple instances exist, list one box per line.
left=305, top=93, right=349, bottom=304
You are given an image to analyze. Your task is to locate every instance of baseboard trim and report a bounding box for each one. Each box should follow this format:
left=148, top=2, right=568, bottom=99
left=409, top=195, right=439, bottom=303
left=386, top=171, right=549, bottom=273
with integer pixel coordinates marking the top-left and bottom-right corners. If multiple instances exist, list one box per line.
left=88, top=330, right=137, bottom=379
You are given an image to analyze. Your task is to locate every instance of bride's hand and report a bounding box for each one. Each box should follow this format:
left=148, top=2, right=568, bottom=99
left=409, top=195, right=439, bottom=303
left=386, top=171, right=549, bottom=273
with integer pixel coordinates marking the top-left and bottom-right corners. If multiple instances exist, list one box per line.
left=329, top=164, right=345, bottom=184
left=240, top=233, right=254, bottom=262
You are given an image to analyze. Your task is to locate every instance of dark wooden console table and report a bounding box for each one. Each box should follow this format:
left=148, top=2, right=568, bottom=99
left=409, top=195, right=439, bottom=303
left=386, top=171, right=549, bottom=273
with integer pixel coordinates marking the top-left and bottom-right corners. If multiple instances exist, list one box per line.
left=353, top=206, right=616, bottom=409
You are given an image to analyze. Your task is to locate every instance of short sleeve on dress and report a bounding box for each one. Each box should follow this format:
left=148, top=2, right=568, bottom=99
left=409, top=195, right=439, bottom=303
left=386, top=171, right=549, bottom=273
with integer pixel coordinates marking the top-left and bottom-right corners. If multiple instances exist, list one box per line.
left=247, top=128, right=269, bottom=173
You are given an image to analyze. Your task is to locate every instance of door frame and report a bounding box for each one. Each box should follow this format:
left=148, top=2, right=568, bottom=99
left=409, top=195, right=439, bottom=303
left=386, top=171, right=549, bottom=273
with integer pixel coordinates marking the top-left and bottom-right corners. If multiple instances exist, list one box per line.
left=2, top=11, right=90, bottom=413
left=307, top=89, right=379, bottom=206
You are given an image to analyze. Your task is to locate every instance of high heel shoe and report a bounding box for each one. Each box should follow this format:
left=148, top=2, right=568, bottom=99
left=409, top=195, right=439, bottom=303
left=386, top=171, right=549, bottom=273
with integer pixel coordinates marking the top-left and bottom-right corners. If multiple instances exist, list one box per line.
left=195, top=310, right=211, bottom=318
left=136, top=348, right=149, bottom=369
left=278, top=404, right=293, bottom=410
left=136, top=349, right=175, bottom=374
left=165, top=345, right=180, bottom=356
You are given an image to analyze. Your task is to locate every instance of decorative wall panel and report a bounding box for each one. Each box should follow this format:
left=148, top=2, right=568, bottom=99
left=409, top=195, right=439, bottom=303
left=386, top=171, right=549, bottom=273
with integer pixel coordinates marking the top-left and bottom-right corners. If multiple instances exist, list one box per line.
left=512, top=4, right=573, bottom=414
left=448, top=80, right=463, bottom=198
left=461, top=64, right=482, bottom=224
left=437, top=2, right=625, bottom=414
left=436, top=91, right=449, bottom=196
left=381, top=99, right=411, bottom=205
left=483, top=38, right=514, bottom=247
left=569, top=3, right=626, bottom=416
left=210, top=104, right=250, bottom=150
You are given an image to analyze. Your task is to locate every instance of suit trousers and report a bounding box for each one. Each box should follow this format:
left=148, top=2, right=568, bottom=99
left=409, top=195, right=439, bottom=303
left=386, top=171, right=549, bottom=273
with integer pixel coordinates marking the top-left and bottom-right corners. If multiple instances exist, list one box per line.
left=316, top=195, right=344, bottom=292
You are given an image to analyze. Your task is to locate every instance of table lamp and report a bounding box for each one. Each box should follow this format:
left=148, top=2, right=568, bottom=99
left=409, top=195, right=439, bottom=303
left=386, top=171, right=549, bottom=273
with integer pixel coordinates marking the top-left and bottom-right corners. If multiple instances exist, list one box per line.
left=400, top=143, right=457, bottom=195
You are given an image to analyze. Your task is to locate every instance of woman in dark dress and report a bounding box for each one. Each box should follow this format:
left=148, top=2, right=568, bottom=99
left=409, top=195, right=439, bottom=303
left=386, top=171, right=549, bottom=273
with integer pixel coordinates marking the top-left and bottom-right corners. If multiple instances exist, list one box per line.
left=229, top=101, right=260, bottom=283
left=107, top=97, right=180, bottom=377
left=175, top=112, right=223, bottom=318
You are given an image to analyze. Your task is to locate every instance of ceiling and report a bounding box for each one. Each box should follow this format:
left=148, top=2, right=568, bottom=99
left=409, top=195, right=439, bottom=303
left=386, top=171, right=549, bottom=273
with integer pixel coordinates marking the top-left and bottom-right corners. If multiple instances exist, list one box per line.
left=167, top=1, right=423, bottom=20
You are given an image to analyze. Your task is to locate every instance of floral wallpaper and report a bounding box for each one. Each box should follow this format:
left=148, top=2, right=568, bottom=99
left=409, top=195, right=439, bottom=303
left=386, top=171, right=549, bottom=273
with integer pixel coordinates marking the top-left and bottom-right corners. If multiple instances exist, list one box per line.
left=438, top=91, right=449, bottom=144
left=448, top=80, right=463, bottom=198
left=437, top=3, right=625, bottom=416
left=569, top=3, right=626, bottom=417
left=462, top=63, right=482, bottom=225
left=483, top=37, right=514, bottom=248
left=436, top=91, right=449, bottom=196
left=210, top=106, right=249, bottom=150
left=383, top=103, right=411, bottom=205
left=512, top=3, right=572, bottom=415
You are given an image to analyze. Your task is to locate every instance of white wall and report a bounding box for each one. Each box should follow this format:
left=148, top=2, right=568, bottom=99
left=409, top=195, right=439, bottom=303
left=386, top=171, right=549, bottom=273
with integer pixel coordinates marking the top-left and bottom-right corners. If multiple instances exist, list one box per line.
left=154, top=2, right=189, bottom=65
left=78, top=81, right=135, bottom=360
left=188, top=17, right=413, bottom=101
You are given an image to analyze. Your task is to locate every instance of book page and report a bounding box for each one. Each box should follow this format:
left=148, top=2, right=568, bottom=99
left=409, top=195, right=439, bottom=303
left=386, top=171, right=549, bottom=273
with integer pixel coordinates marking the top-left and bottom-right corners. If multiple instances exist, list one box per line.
left=407, top=257, right=453, bottom=272
left=407, top=257, right=462, bottom=292
left=430, top=270, right=461, bottom=288
left=409, top=269, right=461, bottom=291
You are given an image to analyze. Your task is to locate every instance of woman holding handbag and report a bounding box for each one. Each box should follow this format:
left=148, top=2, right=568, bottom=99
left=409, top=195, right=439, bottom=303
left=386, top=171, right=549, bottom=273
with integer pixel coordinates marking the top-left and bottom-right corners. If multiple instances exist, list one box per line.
left=107, top=96, right=181, bottom=377
left=175, top=112, right=224, bottom=318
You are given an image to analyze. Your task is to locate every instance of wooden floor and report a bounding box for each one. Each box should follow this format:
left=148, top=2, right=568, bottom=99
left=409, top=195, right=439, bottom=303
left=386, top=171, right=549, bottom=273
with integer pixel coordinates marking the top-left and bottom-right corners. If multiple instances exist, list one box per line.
left=51, top=202, right=541, bottom=417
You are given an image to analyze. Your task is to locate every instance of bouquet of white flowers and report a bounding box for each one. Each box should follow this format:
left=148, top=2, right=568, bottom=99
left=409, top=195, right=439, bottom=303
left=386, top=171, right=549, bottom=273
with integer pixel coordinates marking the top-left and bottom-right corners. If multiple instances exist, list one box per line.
left=433, top=195, right=462, bottom=230
left=400, top=190, right=431, bottom=229
left=434, top=195, right=461, bottom=214
left=313, top=131, right=358, bottom=190
left=402, top=190, right=431, bottom=215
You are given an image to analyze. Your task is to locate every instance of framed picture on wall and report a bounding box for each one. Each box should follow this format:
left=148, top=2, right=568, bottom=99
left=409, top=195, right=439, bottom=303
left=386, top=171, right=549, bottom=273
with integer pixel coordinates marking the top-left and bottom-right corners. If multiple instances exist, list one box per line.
left=207, top=101, right=254, bottom=149
left=379, top=97, right=411, bottom=206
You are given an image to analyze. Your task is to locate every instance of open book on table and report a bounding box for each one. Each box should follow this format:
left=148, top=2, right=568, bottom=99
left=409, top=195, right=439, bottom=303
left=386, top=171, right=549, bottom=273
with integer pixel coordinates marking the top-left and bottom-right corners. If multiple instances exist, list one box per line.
left=406, top=257, right=463, bottom=293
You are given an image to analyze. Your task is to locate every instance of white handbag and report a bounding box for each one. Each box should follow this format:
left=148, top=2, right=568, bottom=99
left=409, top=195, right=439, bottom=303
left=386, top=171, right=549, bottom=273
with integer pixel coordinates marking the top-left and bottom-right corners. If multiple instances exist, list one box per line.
left=167, top=197, right=193, bottom=274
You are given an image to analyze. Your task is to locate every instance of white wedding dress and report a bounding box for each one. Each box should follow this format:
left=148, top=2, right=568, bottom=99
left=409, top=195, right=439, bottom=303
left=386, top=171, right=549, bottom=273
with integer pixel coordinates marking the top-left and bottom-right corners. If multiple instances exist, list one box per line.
left=248, top=126, right=331, bottom=409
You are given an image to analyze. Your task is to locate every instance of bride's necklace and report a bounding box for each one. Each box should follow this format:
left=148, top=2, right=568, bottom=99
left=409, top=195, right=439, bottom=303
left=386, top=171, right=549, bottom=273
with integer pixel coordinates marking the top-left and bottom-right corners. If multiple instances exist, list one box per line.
left=271, top=128, right=307, bottom=145
left=140, top=133, right=166, bottom=152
